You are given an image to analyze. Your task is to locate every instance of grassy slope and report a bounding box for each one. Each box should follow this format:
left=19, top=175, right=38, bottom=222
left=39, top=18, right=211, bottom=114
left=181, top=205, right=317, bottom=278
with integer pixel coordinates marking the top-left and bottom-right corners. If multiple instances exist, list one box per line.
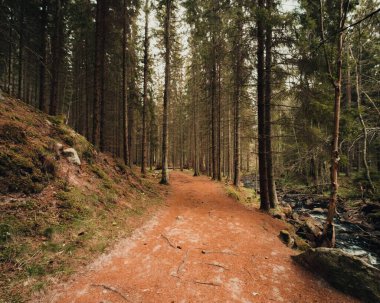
left=0, top=95, right=164, bottom=302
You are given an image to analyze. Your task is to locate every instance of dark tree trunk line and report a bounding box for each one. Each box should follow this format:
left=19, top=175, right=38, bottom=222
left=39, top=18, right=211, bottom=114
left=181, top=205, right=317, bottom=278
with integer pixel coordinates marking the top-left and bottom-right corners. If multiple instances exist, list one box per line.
left=257, top=0, right=270, bottom=210
left=160, top=0, right=172, bottom=185
left=141, top=0, right=150, bottom=175
left=264, top=0, right=278, bottom=209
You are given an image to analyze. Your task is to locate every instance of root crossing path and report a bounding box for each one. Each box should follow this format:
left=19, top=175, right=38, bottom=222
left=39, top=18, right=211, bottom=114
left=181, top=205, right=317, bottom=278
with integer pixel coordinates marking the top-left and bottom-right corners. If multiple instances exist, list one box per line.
left=40, top=172, right=357, bottom=303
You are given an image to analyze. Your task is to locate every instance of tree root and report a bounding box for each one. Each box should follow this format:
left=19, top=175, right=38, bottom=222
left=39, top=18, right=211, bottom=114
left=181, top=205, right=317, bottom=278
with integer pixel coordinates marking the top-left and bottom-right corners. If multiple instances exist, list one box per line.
left=201, top=249, right=238, bottom=256
left=194, top=280, right=221, bottom=287
left=91, top=284, right=131, bottom=301
left=161, top=234, right=179, bottom=249
left=205, top=262, right=229, bottom=270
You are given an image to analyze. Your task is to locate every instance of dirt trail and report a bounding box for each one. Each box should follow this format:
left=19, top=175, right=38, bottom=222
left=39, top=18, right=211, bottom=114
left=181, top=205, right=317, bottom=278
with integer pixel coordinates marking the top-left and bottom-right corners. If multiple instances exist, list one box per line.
left=38, top=172, right=357, bottom=303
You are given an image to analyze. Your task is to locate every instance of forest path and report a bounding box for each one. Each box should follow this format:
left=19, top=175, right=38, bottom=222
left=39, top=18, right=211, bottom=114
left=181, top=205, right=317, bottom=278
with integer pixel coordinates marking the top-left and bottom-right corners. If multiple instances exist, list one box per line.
left=39, top=172, right=357, bottom=303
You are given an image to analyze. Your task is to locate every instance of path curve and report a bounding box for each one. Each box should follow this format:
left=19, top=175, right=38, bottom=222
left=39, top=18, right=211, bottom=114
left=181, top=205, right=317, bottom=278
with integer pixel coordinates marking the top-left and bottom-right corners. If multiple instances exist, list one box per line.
left=38, top=172, right=357, bottom=303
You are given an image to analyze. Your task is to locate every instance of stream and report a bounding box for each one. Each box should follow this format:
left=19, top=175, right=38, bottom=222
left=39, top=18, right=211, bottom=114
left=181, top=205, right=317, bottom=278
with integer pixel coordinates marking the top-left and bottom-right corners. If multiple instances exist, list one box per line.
left=243, top=179, right=380, bottom=267
left=284, top=194, right=380, bottom=267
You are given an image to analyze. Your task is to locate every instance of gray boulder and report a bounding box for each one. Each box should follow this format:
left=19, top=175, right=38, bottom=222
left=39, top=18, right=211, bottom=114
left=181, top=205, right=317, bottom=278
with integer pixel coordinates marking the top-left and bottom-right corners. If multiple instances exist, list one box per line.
left=292, top=248, right=380, bottom=302
left=62, top=148, right=81, bottom=165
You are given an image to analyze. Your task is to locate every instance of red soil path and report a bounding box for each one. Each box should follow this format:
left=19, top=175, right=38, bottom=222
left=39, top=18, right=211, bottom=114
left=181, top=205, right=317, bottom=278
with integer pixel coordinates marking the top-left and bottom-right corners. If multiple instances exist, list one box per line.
left=38, top=172, right=357, bottom=303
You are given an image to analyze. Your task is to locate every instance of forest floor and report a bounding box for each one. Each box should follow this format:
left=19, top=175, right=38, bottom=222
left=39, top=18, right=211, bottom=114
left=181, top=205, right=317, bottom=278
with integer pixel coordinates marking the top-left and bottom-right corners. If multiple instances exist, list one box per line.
left=34, top=171, right=358, bottom=303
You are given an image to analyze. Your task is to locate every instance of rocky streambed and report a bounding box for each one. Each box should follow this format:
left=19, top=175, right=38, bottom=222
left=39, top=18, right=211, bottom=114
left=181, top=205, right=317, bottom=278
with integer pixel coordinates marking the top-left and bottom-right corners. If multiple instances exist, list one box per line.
left=280, top=192, right=380, bottom=267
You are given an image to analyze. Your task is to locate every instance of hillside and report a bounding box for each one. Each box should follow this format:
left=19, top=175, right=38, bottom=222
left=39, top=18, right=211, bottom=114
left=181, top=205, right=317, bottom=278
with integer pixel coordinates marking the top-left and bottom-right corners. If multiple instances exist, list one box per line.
left=0, top=94, right=163, bottom=302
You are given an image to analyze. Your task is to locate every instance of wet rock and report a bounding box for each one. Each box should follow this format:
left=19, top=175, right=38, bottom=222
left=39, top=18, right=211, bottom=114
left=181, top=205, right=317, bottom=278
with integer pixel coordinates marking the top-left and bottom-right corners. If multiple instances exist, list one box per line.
left=62, top=148, right=81, bottom=165
left=292, top=248, right=380, bottom=302
left=305, top=199, right=314, bottom=207
left=292, top=212, right=300, bottom=221
left=279, top=230, right=294, bottom=247
left=362, top=202, right=380, bottom=214
left=305, top=218, right=323, bottom=237
left=311, top=207, right=326, bottom=214
left=274, top=213, right=286, bottom=220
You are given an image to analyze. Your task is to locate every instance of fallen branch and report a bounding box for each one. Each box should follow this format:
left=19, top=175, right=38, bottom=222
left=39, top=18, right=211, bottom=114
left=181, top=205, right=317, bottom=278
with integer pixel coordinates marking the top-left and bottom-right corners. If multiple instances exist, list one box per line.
left=206, top=262, right=229, bottom=270
left=91, top=284, right=130, bottom=302
left=194, top=280, right=221, bottom=287
left=201, top=250, right=238, bottom=256
left=161, top=234, right=178, bottom=249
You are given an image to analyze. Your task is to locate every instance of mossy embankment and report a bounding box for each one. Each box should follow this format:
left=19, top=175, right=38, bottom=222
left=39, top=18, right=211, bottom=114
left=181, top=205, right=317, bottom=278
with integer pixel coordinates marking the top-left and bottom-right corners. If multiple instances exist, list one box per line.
left=0, top=95, right=164, bottom=302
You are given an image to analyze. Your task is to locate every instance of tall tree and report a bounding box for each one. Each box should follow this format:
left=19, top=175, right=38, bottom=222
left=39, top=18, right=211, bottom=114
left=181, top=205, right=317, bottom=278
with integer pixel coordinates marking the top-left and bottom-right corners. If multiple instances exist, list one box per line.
left=160, top=0, right=172, bottom=185
left=122, top=0, right=129, bottom=165
left=264, top=0, right=278, bottom=208
left=38, top=0, right=48, bottom=112
left=141, top=0, right=150, bottom=174
left=93, top=0, right=107, bottom=149
left=321, top=0, right=348, bottom=247
left=257, top=0, right=270, bottom=209
left=49, top=0, right=65, bottom=115
left=233, top=0, right=243, bottom=187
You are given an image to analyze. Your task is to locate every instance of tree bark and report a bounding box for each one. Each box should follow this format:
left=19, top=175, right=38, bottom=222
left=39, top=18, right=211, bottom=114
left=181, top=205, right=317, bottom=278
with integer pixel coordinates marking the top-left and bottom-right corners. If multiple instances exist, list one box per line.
left=265, top=0, right=278, bottom=208
left=160, top=0, right=172, bottom=185
left=17, top=2, right=24, bottom=99
left=257, top=0, right=270, bottom=209
left=233, top=2, right=243, bottom=187
left=141, top=0, right=150, bottom=175
left=322, top=0, right=347, bottom=248
left=122, top=0, right=129, bottom=164
left=39, top=0, right=48, bottom=112
left=49, top=0, right=65, bottom=115
left=93, top=0, right=107, bottom=149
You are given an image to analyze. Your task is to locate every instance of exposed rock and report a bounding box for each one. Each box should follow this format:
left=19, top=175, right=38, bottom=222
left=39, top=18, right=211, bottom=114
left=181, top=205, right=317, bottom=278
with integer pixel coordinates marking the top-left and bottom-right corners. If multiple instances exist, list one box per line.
left=279, top=230, right=294, bottom=247
left=305, top=218, right=323, bottom=238
left=292, top=248, right=380, bottom=302
left=311, top=207, right=326, bottom=214
left=274, top=213, right=286, bottom=220
left=293, top=235, right=310, bottom=251
left=282, top=205, right=292, bottom=217
left=362, top=202, right=380, bottom=214
left=305, top=198, right=314, bottom=207
left=62, top=148, right=81, bottom=165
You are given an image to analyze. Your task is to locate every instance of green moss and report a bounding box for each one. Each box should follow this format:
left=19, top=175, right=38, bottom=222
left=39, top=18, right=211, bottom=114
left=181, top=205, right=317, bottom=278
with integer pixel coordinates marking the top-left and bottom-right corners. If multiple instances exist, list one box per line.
left=26, top=264, right=46, bottom=277
left=226, top=186, right=241, bottom=201
left=56, top=187, right=92, bottom=220
left=0, top=123, right=27, bottom=144
left=0, top=147, right=54, bottom=194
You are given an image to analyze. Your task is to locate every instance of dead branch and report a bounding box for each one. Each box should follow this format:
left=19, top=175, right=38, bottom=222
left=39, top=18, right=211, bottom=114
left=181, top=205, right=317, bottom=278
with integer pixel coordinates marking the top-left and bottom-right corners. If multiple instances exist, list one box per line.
left=91, top=284, right=131, bottom=302
left=161, top=234, right=178, bottom=249
left=201, top=249, right=238, bottom=256
left=205, top=262, right=229, bottom=270
left=194, top=280, right=221, bottom=287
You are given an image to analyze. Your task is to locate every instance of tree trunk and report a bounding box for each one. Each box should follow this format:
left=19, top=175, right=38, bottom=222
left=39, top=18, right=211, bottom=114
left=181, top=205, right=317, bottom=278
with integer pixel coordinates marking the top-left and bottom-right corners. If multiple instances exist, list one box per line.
left=93, top=0, right=107, bottom=149
left=265, top=0, right=278, bottom=209
left=49, top=0, right=65, bottom=116
left=233, top=2, right=243, bottom=187
left=351, top=46, right=375, bottom=193
left=322, top=0, right=346, bottom=248
left=160, top=0, right=172, bottom=185
left=141, top=0, right=150, bottom=175
left=122, top=0, right=129, bottom=164
left=257, top=0, right=270, bottom=210
left=18, top=2, right=24, bottom=99
left=39, top=0, right=48, bottom=112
